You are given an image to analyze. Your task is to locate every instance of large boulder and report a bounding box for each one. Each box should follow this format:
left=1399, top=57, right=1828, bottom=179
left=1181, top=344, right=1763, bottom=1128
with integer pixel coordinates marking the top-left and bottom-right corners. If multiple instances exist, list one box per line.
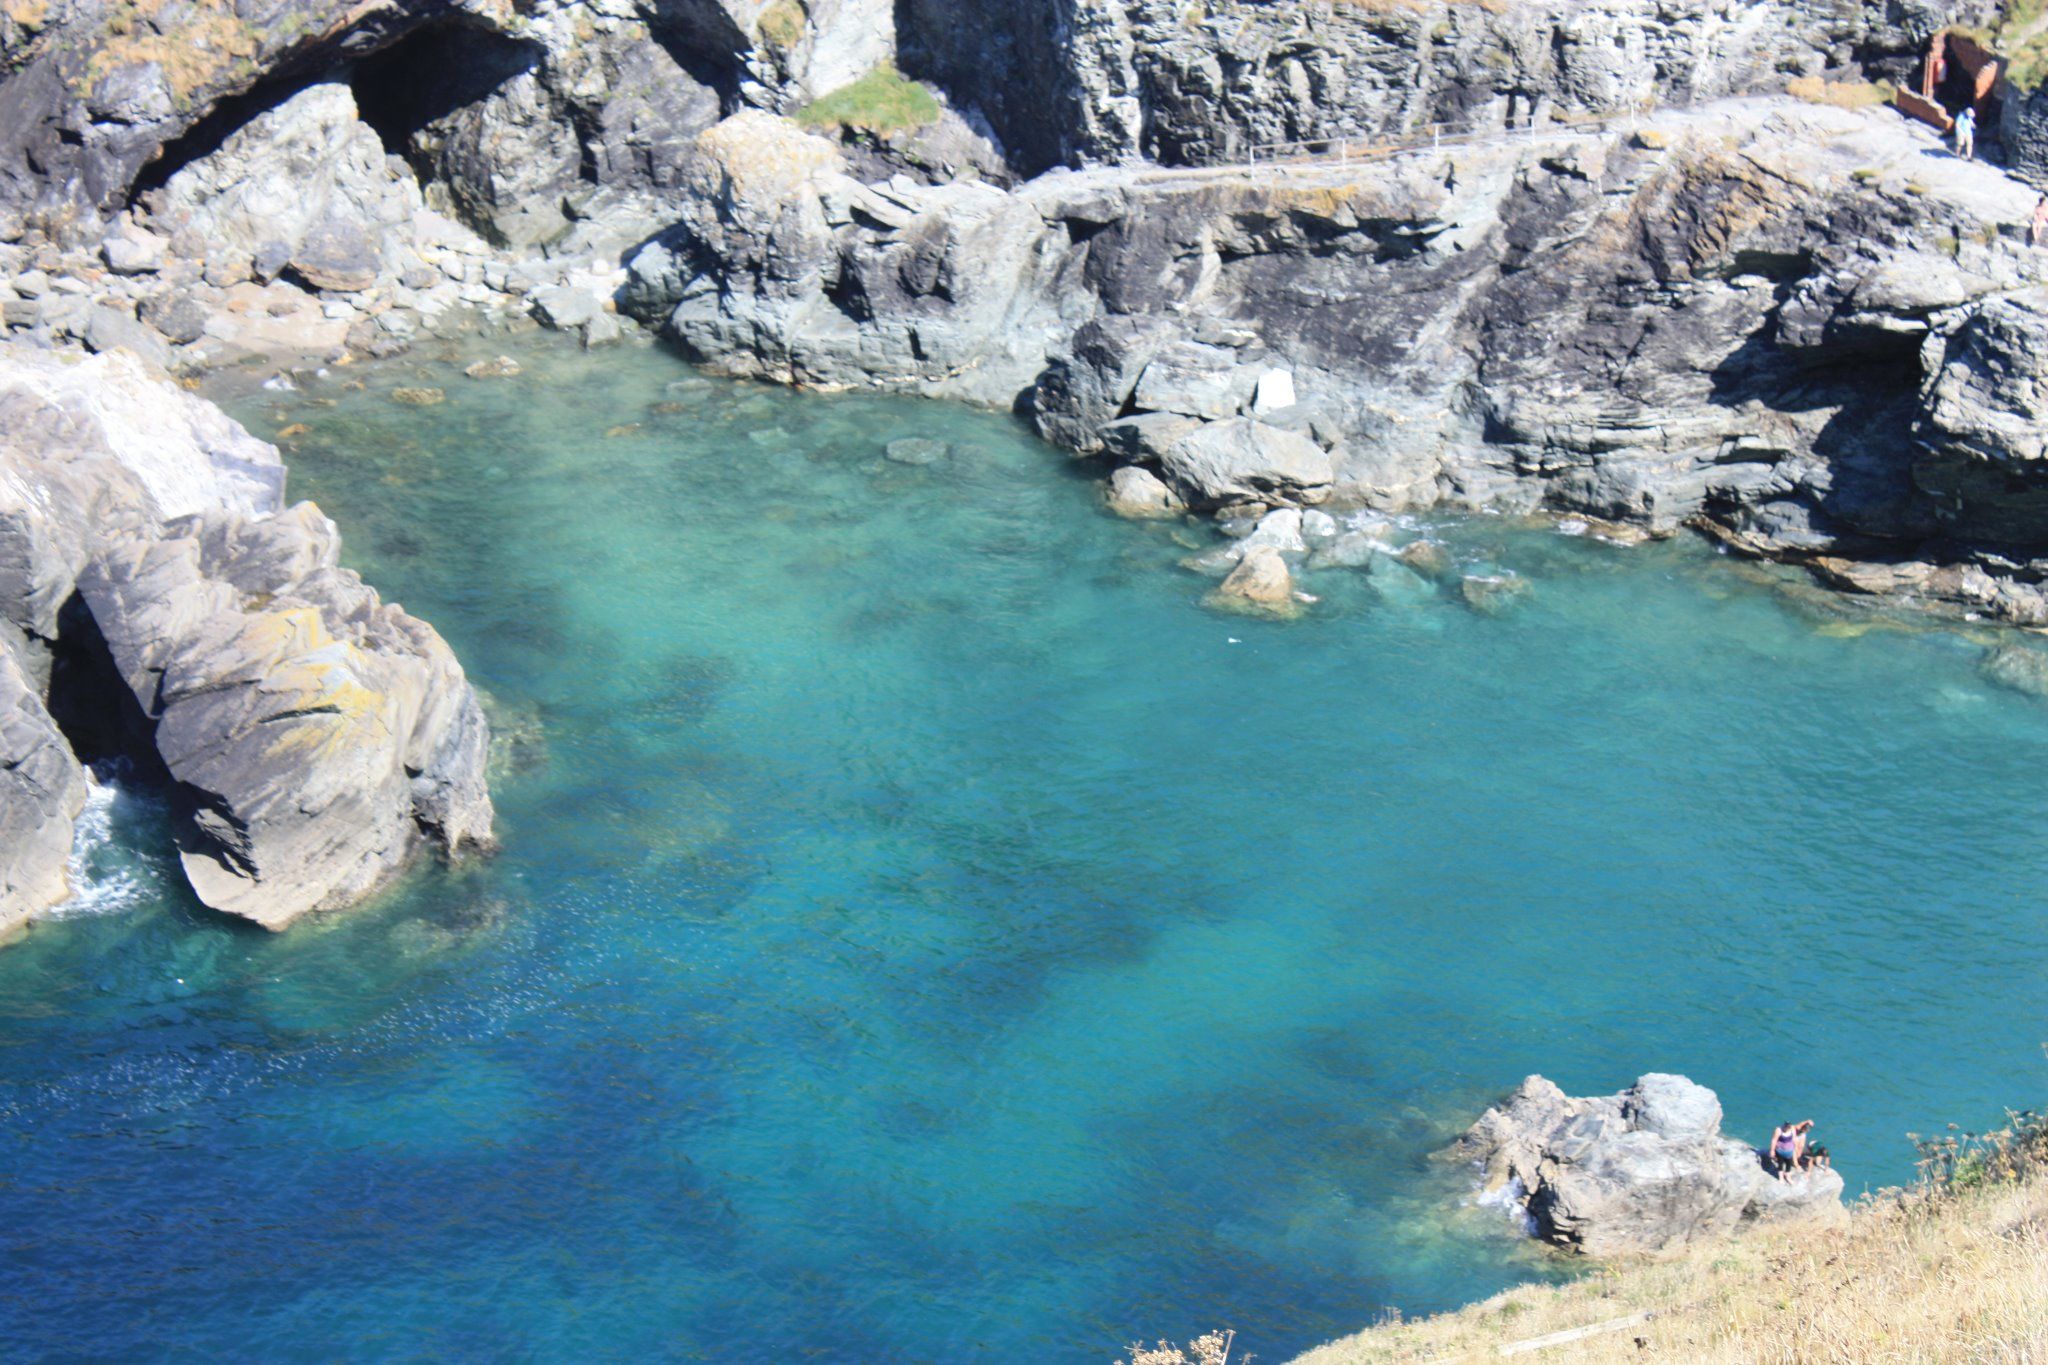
left=1449, top=1074, right=1845, bottom=1257
left=77, top=506, right=493, bottom=928
left=1159, top=418, right=1335, bottom=507
left=146, top=81, right=428, bottom=285
left=0, top=342, right=492, bottom=934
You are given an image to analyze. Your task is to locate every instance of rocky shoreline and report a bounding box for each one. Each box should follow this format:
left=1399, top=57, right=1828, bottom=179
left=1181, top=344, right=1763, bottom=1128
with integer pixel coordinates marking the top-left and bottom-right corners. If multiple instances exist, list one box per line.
left=1451, top=1074, right=1845, bottom=1258
left=8, top=0, right=2048, bottom=933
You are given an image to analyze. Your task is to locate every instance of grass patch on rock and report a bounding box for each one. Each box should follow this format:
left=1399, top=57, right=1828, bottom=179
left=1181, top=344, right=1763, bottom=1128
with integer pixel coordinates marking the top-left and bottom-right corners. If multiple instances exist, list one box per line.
left=756, top=0, right=805, bottom=52
left=1786, top=74, right=1894, bottom=109
left=795, top=61, right=940, bottom=136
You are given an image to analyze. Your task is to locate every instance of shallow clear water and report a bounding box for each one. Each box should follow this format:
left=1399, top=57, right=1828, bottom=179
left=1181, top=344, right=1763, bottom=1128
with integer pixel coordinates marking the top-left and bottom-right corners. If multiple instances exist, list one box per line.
left=5, top=334, right=2047, bottom=1360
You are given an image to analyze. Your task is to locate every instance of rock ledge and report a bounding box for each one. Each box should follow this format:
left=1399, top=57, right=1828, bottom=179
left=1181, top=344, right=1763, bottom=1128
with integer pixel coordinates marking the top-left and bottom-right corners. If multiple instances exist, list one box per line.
left=1449, top=1073, right=1846, bottom=1257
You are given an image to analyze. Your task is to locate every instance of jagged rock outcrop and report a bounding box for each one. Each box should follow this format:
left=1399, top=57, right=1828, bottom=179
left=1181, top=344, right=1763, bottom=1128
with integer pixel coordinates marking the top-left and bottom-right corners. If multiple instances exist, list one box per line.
left=1451, top=1074, right=1846, bottom=1257
left=145, top=81, right=429, bottom=287
left=0, top=343, right=493, bottom=933
left=623, top=92, right=2048, bottom=621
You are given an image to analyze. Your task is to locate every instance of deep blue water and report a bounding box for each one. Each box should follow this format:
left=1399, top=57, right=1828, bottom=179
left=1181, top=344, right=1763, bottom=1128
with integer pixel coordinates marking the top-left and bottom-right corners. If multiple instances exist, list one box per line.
left=3, top=335, right=2046, bottom=1361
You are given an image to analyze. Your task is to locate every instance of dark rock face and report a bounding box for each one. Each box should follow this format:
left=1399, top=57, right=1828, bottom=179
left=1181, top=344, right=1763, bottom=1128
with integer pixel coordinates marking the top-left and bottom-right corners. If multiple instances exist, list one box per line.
left=0, top=343, right=493, bottom=932
left=898, top=0, right=1928, bottom=176
left=622, top=87, right=2048, bottom=621
left=1451, top=1074, right=1846, bottom=1257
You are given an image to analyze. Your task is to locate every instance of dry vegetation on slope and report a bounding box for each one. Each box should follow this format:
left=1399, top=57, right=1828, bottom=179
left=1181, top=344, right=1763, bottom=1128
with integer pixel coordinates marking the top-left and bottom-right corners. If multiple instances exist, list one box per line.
left=1291, top=1114, right=2048, bottom=1363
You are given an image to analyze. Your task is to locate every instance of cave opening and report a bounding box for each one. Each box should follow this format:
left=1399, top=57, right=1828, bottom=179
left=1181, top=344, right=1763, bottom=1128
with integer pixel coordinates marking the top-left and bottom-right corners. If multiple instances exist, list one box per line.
left=44, top=593, right=172, bottom=790
left=347, top=20, right=550, bottom=165
left=130, top=75, right=326, bottom=203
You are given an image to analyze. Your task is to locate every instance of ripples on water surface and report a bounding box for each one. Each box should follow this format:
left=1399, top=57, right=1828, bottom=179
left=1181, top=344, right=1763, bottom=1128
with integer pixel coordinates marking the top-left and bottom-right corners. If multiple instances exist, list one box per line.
left=3, top=335, right=2046, bottom=1360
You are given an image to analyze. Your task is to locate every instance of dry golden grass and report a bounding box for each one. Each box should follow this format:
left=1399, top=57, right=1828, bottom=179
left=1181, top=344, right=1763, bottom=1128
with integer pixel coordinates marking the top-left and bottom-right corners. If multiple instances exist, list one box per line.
left=1786, top=74, right=1895, bottom=109
left=1290, top=1175, right=2048, bottom=1363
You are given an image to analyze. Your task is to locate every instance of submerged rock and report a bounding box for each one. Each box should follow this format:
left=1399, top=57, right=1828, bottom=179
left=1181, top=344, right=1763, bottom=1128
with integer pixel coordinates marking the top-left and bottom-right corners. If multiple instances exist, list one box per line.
left=465, top=355, right=523, bottom=380
left=1211, top=546, right=1299, bottom=615
left=1460, top=572, right=1533, bottom=615
left=1309, top=529, right=1386, bottom=572
left=884, top=437, right=949, bottom=466
left=1981, top=642, right=2048, bottom=699
left=1450, top=1074, right=1846, bottom=1257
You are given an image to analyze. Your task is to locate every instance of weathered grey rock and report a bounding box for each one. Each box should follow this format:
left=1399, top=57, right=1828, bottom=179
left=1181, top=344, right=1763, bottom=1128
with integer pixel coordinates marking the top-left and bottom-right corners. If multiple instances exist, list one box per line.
left=531, top=285, right=606, bottom=332
left=884, top=437, right=948, bottom=466
left=0, top=631, right=86, bottom=935
left=1160, top=419, right=1335, bottom=507
left=102, top=226, right=166, bottom=275
left=0, top=342, right=492, bottom=933
left=1212, top=545, right=1297, bottom=613
left=76, top=505, right=494, bottom=928
left=1132, top=343, right=1260, bottom=420
left=1099, top=411, right=1204, bottom=465
left=1308, top=529, right=1387, bottom=572
left=84, top=306, right=172, bottom=371
left=140, top=292, right=210, bottom=346
left=1451, top=1074, right=1846, bottom=1257
left=1104, top=465, right=1181, bottom=519
left=289, top=218, right=380, bottom=294
left=896, top=0, right=1931, bottom=176
left=148, top=83, right=428, bottom=288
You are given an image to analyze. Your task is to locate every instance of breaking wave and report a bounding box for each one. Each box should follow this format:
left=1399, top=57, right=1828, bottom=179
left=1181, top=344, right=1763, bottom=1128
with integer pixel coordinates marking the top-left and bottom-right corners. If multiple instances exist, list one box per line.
left=54, top=771, right=162, bottom=918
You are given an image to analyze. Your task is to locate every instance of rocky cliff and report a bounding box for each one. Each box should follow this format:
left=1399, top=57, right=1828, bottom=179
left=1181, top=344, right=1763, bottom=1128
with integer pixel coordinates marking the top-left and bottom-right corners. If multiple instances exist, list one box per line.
left=0, top=344, right=492, bottom=932
left=620, top=89, right=2048, bottom=622
left=1451, top=1073, right=1846, bottom=1257
left=6, top=0, right=2048, bottom=917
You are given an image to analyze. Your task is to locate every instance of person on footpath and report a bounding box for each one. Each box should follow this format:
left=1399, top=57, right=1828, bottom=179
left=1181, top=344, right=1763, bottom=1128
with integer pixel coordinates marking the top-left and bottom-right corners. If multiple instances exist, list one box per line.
left=1954, top=105, right=1977, bottom=161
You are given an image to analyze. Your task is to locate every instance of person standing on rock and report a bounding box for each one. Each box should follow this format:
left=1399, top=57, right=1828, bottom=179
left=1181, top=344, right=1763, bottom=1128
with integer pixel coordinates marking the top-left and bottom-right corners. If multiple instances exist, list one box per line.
left=1953, top=105, right=1977, bottom=162
left=2031, top=196, right=2048, bottom=248
left=1769, top=1121, right=1804, bottom=1179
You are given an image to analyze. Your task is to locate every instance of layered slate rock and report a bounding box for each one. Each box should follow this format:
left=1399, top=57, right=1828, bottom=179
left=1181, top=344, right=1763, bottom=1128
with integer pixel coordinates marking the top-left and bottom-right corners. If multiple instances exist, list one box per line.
left=78, top=506, right=492, bottom=928
left=0, top=628, right=86, bottom=933
left=1450, top=1074, right=1846, bottom=1257
left=0, top=343, right=492, bottom=933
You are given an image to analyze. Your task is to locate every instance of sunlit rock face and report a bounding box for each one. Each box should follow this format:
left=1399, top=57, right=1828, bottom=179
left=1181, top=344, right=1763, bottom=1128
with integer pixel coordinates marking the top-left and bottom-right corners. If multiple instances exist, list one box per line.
left=0, top=344, right=493, bottom=932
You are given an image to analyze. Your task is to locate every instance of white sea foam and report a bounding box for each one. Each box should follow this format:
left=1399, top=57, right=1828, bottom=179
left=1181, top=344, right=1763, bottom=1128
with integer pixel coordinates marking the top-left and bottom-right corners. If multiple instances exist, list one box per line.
left=53, top=773, right=157, bottom=918
left=1470, top=1173, right=1539, bottom=1238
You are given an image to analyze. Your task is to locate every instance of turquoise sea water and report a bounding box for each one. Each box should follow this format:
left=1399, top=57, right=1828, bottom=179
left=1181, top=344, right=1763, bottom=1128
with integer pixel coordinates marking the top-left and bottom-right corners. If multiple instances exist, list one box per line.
left=4, top=334, right=2047, bottom=1360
